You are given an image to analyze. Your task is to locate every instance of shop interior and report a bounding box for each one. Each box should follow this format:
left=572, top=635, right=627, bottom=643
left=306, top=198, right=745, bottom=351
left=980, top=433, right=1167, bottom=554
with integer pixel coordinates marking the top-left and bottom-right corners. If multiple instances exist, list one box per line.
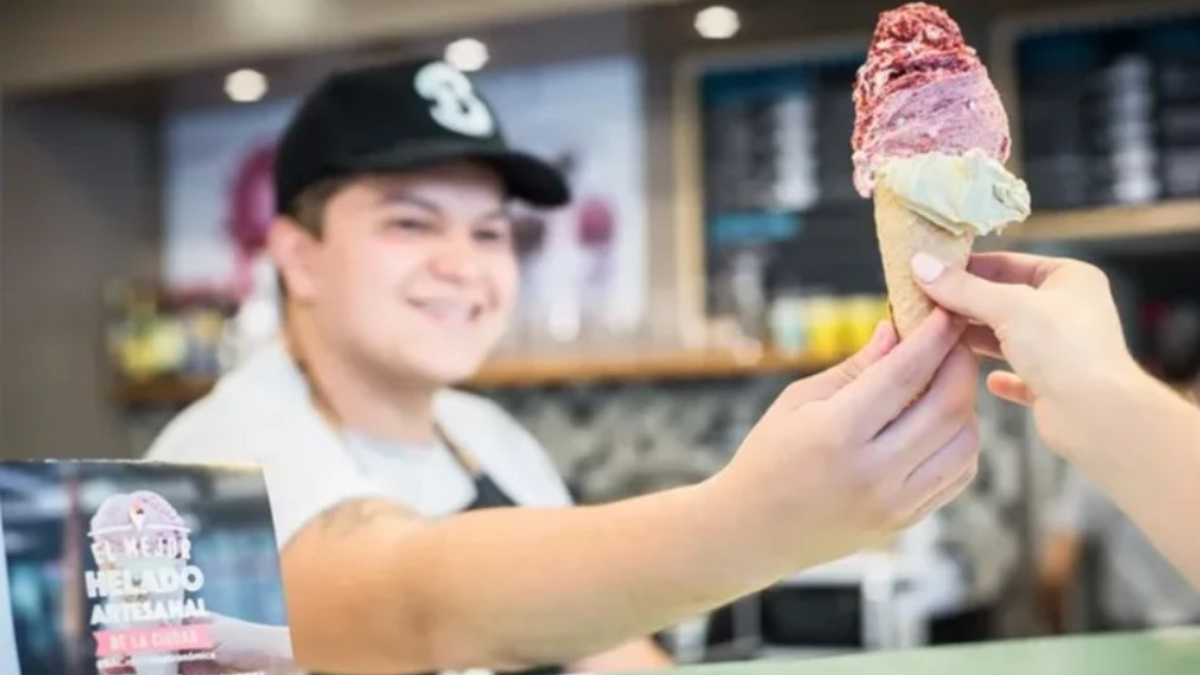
left=2, top=0, right=1200, bottom=667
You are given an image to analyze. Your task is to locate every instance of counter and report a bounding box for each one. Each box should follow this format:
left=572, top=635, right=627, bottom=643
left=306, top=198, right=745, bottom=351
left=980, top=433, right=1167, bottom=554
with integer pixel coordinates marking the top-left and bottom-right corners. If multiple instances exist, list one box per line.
left=661, top=628, right=1200, bottom=675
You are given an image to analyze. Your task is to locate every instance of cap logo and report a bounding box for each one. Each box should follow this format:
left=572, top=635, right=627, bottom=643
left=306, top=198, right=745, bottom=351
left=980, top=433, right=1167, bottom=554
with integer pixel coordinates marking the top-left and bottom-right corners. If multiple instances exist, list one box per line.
left=413, top=61, right=495, bottom=138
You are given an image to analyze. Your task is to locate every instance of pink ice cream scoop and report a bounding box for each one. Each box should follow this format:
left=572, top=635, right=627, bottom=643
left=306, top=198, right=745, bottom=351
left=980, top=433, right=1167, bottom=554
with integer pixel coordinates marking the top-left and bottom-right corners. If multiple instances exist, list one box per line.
left=851, top=2, right=1011, bottom=197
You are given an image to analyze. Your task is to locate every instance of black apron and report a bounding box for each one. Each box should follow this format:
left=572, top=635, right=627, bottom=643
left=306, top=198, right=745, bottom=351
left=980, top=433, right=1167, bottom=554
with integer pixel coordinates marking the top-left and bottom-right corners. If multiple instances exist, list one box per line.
left=436, top=440, right=563, bottom=675
left=316, top=434, right=563, bottom=675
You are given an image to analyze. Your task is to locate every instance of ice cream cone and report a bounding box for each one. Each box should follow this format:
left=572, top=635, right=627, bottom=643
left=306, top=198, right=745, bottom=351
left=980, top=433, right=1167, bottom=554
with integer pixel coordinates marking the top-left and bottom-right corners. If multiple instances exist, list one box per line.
left=874, top=183, right=973, bottom=338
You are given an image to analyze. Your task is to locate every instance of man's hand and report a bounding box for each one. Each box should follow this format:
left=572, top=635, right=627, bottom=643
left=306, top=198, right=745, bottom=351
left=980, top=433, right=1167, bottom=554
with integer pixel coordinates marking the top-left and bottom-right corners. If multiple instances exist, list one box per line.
left=713, top=309, right=981, bottom=570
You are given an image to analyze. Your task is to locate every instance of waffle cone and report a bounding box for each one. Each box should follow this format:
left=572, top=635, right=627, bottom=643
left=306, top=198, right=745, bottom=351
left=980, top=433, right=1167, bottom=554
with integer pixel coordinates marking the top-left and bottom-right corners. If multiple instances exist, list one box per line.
left=874, top=184, right=974, bottom=339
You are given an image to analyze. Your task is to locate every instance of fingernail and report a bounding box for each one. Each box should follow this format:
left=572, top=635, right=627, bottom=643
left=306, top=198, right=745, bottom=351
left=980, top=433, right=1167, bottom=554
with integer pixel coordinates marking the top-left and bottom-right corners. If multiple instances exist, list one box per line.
left=912, top=253, right=945, bottom=282
left=872, top=319, right=895, bottom=344
left=871, top=320, right=889, bottom=342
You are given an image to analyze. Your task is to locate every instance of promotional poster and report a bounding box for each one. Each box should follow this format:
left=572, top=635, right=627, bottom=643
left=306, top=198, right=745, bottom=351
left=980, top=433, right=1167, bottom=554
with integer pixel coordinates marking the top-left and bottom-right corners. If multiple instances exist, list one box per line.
left=0, top=461, right=296, bottom=675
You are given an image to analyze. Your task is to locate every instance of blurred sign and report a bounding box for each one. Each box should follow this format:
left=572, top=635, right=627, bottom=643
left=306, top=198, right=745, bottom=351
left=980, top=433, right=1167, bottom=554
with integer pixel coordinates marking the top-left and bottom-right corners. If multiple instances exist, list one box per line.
left=0, top=461, right=295, bottom=675
left=162, top=100, right=296, bottom=300
left=691, top=47, right=887, bottom=350
left=1011, top=9, right=1200, bottom=211
left=475, top=56, right=648, bottom=346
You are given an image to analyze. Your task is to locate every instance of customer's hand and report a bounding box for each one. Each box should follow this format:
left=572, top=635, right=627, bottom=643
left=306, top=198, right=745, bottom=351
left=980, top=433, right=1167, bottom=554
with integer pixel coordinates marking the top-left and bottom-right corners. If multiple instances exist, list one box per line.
left=910, top=251, right=1139, bottom=454
left=714, top=309, right=980, bottom=569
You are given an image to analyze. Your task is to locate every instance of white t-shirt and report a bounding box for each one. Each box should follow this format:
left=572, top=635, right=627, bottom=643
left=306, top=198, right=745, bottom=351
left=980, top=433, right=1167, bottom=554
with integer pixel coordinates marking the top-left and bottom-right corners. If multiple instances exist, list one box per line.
left=144, top=339, right=573, bottom=549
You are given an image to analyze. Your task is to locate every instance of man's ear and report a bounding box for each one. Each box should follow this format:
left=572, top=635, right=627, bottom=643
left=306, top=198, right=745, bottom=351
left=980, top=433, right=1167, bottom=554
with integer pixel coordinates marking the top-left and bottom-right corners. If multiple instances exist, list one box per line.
left=267, top=217, right=320, bottom=303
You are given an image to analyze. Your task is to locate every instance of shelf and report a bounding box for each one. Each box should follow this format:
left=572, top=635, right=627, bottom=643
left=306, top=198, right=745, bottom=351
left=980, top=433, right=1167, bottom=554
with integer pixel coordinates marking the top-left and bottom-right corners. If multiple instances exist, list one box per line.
left=117, top=376, right=216, bottom=408
left=1001, top=199, right=1200, bottom=243
left=115, top=349, right=834, bottom=406
left=468, top=348, right=832, bottom=388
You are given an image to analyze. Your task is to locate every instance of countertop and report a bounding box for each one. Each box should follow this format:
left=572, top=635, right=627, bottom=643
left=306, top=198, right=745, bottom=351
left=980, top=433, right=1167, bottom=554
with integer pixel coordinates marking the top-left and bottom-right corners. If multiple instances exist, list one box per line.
left=660, top=628, right=1200, bottom=675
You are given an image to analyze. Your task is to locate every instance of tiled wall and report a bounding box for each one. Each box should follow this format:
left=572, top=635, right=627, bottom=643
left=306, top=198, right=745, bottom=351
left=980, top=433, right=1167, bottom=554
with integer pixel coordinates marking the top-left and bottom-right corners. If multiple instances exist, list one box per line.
left=478, top=363, right=1058, bottom=615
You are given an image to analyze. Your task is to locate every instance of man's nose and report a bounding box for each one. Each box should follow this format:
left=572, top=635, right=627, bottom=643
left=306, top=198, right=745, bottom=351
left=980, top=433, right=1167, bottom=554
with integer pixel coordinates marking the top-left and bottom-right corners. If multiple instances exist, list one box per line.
left=428, top=231, right=482, bottom=281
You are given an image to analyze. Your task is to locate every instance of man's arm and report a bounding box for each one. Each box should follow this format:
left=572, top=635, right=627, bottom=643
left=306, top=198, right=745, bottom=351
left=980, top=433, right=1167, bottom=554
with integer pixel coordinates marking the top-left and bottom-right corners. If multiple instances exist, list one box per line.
left=484, top=401, right=675, bottom=673
left=1063, top=369, right=1200, bottom=590
left=277, top=312, right=981, bottom=675
left=281, top=486, right=779, bottom=675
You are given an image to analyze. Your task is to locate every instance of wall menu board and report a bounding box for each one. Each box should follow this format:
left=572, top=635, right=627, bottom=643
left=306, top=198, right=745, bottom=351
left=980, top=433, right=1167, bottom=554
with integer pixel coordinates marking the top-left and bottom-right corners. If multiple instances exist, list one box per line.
left=695, top=48, right=885, bottom=325
left=1012, top=8, right=1200, bottom=212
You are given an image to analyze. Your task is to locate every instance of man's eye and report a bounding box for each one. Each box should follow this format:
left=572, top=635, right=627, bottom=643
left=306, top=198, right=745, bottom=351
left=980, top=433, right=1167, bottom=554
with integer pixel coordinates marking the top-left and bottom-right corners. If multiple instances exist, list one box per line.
left=388, top=218, right=432, bottom=232
left=474, top=228, right=510, bottom=242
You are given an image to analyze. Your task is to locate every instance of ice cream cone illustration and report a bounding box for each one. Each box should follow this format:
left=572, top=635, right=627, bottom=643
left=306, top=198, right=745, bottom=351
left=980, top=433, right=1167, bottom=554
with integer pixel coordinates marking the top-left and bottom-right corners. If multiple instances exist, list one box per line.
left=129, top=500, right=147, bottom=532
left=852, top=3, right=1031, bottom=337
left=89, top=491, right=193, bottom=675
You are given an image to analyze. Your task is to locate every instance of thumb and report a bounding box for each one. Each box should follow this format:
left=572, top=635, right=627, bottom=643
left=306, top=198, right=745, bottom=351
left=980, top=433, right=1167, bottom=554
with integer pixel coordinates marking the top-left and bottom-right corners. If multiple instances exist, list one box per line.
left=911, top=252, right=1025, bottom=326
left=779, top=319, right=898, bottom=406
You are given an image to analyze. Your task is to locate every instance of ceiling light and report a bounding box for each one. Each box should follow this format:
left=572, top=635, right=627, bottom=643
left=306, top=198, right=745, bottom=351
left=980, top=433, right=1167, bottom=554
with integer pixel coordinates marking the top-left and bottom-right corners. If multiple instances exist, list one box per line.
left=225, top=69, right=268, bottom=103
left=445, top=38, right=489, bottom=72
left=695, top=6, right=740, bottom=40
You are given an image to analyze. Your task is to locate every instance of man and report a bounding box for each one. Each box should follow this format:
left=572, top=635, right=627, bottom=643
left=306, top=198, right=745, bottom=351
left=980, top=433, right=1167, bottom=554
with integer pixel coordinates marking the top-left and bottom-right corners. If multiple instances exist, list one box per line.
left=147, top=57, right=981, bottom=675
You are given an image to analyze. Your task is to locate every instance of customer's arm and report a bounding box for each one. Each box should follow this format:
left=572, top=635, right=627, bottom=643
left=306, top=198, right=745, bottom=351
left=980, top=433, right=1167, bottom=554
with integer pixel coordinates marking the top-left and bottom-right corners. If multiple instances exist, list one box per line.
left=913, top=251, right=1200, bottom=590
left=281, top=311, right=982, bottom=675
left=1061, top=367, right=1200, bottom=589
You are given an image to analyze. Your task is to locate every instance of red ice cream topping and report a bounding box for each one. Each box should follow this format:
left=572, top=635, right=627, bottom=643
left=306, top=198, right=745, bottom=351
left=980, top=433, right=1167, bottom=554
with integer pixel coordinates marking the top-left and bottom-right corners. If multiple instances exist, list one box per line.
left=851, top=3, right=1011, bottom=197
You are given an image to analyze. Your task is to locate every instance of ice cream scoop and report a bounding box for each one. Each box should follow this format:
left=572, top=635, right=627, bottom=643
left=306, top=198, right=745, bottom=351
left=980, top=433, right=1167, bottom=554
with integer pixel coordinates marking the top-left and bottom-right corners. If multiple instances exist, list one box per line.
left=852, top=2, right=1012, bottom=198
left=852, top=2, right=1030, bottom=337
left=875, top=149, right=1030, bottom=235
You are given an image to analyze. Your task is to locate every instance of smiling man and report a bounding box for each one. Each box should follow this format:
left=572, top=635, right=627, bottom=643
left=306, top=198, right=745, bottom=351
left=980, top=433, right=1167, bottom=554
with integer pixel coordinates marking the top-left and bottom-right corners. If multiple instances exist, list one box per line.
left=148, top=56, right=671, bottom=675
left=145, top=57, right=983, bottom=675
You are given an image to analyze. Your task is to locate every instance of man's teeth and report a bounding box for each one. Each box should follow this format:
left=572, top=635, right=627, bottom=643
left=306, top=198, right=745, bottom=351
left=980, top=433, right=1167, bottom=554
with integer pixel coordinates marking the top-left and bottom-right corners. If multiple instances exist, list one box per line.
left=417, top=300, right=478, bottom=322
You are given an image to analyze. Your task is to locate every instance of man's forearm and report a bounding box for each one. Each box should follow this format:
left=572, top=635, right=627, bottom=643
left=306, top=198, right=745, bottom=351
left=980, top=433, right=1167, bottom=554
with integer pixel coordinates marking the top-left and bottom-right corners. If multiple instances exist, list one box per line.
left=1068, top=370, right=1200, bottom=588
left=396, top=478, right=796, bottom=671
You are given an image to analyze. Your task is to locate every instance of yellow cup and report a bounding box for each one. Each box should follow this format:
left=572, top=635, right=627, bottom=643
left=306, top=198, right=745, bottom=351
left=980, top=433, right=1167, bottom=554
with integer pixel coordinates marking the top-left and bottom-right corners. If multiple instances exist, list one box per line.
left=846, top=295, right=889, bottom=351
left=805, top=296, right=843, bottom=363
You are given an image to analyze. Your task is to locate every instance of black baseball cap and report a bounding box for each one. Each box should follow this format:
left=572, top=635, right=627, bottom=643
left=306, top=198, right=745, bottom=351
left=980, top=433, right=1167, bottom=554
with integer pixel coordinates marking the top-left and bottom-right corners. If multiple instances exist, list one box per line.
left=273, top=57, right=571, bottom=214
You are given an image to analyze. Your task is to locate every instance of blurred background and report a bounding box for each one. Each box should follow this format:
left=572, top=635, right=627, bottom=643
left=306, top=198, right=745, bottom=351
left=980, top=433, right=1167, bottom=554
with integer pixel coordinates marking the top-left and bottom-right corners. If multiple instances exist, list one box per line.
left=2, top=0, right=1200, bottom=665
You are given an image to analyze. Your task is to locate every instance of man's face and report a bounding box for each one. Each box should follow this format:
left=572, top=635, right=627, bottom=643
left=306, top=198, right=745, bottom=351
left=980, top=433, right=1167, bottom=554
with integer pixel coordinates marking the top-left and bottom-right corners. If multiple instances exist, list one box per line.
left=289, top=161, right=519, bottom=385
